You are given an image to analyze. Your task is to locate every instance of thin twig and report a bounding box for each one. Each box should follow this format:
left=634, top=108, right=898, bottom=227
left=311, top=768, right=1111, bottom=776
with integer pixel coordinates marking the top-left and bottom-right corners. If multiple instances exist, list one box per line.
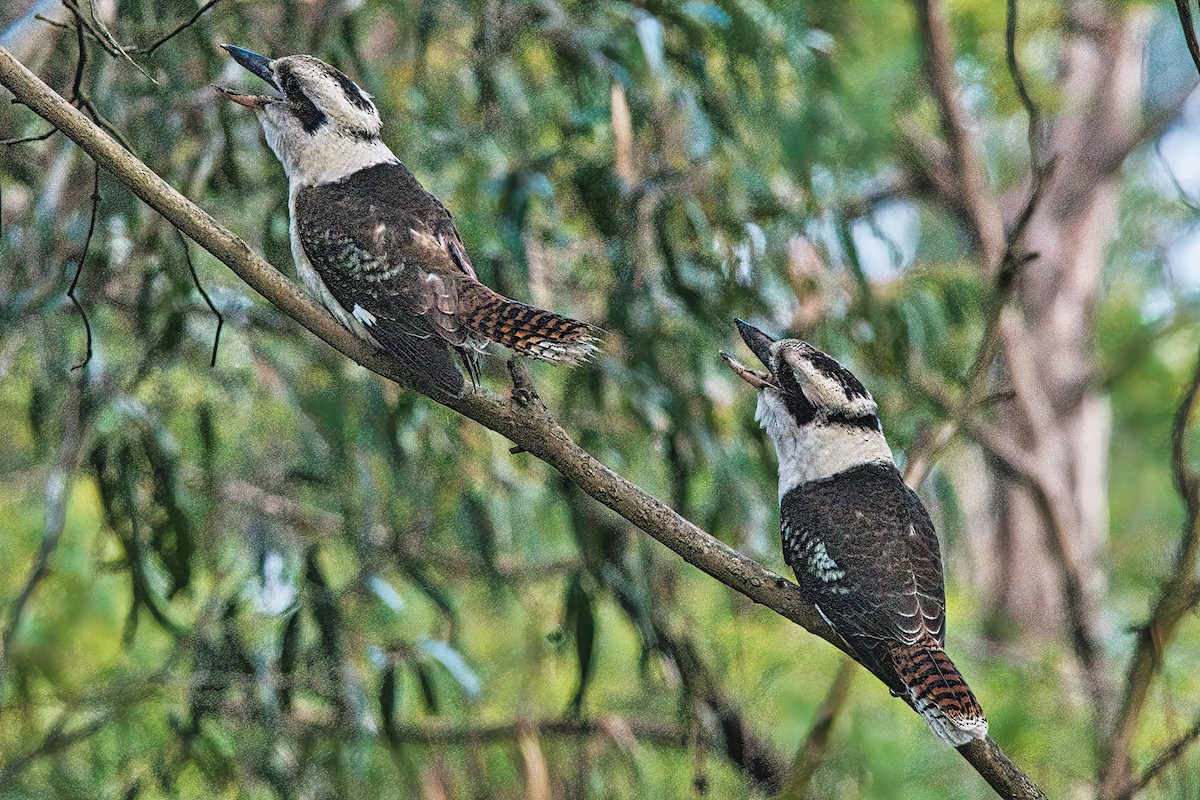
left=69, top=7, right=87, bottom=98
left=1005, top=0, right=1044, bottom=167
left=34, top=13, right=72, bottom=31
left=0, top=712, right=112, bottom=787
left=140, top=0, right=222, bottom=56
left=1100, top=344, right=1200, bottom=798
left=177, top=229, right=223, bottom=367
left=1, top=126, right=56, bottom=146
left=59, top=0, right=156, bottom=83
left=1130, top=713, right=1200, bottom=797
left=775, top=658, right=856, bottom=799
left=0, top=660, right=179, bottom=788
left=1174, top=0, right=1200, bottom=78
left=67, top=161, right=98, bottom=370
left=0, top=46, right=1048, bottom=800
left=0, top=381, right=85, bottom=687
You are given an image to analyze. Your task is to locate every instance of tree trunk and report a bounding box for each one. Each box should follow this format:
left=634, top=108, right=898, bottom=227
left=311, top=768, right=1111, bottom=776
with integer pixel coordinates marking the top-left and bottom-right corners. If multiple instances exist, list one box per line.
left=974, top=3, right=1152, bottom=728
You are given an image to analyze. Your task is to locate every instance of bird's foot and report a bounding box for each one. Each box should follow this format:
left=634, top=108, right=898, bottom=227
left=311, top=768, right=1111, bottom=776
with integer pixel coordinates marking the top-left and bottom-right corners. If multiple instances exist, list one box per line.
left=507, top=358, right=543, bottom=409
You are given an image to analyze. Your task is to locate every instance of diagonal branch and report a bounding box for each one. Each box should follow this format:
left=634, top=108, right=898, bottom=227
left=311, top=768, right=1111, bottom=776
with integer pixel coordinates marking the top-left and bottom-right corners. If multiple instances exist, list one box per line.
left=775, top=657, right=856, bottom=799
left=0, top=379, right=86, bottom=687
left=0, top=45, right=1046, bottom=800
left=1099, top=344, right=1200, bottom=799
left=1128, top=712, right=1200, bottom=799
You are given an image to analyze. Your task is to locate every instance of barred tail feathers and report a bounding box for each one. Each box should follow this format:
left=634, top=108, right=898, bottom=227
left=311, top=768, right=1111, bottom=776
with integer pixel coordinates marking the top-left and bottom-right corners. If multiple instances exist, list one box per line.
left=459, top=283, right=601, bottom=364
left=891, top=638, right=988, bottom=747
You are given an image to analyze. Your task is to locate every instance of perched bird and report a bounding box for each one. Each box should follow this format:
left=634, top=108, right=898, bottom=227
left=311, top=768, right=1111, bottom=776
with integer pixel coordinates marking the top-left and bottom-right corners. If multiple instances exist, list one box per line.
left=722, top=320, right=987, bottom=747
left=214, top=46, right=599, bottom=395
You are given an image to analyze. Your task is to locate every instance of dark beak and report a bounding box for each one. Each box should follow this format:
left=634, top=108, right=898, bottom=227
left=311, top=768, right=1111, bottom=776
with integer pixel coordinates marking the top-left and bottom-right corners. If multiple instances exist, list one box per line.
left=722, top=319, right=780, bottom=391
left=735, top=319, right=776, bottom=368
left=221, top=45, right=279, bottom=89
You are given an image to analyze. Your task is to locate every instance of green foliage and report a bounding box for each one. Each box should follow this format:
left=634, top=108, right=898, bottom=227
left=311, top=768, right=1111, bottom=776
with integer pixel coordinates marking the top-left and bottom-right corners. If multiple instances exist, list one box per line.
left=1, top=0, right=1199, bottom=797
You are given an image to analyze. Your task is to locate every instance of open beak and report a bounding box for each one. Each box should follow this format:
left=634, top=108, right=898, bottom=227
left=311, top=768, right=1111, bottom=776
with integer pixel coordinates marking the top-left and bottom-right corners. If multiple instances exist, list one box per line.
left=213, top=45, right=279, bottom=109
left=722, top=319, right=780, bottom=391
left=721, top=352, right=777, bottom=390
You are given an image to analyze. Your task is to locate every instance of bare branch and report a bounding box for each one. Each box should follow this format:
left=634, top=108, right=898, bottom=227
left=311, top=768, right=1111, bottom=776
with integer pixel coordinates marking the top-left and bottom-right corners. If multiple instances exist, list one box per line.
left=1174, top=0, right=1200, bottom=78
left=1129, top=713, right=1200, bottom=798
left=177, top=229, right=223, bottom=367
left=911, top=0, right=1005, bottom=267
left=0, top=45, right=1047, bottom=800
left=0, top=380, right=85, bottom=687
left=139, top=0, right=222, bottom=57
left=66, top=161, right=98, bottom=370
left=0, top=711, right=112, bottom=788
left=775, top=658, right=855, bottom=799
left=1, top=126, right=56, bottom=146
left=1100, top=344, right=1200, bottom=798
left=1005, top=0, right=1045, bottom=168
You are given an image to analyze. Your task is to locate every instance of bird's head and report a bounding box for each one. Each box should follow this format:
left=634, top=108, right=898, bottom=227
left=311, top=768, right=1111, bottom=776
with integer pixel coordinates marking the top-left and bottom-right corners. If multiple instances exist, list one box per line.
left=722, top=320, right=890, bottom=490
left=215, top=46, right=388, bottom=184
left=722, top=319, right=879, bottom=427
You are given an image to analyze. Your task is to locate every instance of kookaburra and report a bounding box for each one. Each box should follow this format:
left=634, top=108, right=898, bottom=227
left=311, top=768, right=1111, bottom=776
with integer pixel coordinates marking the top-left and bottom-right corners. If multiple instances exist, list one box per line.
left=214, top=46, right=599, bottom=395
left=722, top=320, right=987, bottom=747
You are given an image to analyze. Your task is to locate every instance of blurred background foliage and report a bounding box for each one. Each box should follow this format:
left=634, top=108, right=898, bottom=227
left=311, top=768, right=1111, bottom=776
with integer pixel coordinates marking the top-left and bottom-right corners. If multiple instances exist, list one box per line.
left=2, top=0, right=1200, bottom=797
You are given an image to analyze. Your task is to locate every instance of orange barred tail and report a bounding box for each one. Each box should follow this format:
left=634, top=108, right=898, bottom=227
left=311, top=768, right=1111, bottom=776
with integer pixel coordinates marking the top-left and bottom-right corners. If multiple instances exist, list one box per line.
left=891, top=638, right=988, bottom=746
left=459, top=283, right=601, bottom=364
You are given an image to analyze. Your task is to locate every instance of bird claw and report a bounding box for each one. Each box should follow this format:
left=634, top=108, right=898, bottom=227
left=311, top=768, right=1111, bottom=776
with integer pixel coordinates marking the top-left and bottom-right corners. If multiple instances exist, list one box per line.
left=507, top=358, right=543, bottom=408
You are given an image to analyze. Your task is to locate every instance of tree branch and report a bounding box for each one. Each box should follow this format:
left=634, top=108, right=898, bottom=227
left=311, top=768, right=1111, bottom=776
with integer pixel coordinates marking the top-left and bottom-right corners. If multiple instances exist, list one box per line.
left=912, top=0, right=1005, bottom=267
left=0, top=45, right=1046, bottom=800
left=1174, top=0, right=1200, bottom=78
left=1127, top=712, right=1200, bottom=799
left=775, top=657, right=855, bottom=799
left=0, top=378, right=86, bottom=687
left=1099, top=343, right=1200, bottom=798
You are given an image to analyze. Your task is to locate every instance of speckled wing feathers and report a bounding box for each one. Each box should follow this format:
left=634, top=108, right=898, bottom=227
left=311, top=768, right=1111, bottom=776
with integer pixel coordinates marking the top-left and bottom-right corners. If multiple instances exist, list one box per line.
left=781, top=462, right=986, bottom=745
left=295, top=161, right=599, bottom=380
left=295, top=161, right=468, bottom=392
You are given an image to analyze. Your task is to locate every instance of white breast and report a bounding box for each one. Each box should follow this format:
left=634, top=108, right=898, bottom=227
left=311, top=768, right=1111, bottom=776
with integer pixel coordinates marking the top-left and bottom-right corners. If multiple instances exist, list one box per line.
left=756, top=392, right=894, bottom=498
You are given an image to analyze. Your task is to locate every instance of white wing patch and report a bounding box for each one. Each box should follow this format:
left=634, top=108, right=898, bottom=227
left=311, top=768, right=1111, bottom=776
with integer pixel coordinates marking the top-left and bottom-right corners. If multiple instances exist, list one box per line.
left=807, top=540, right=847, bottom=587
left=352, top=304, right=377, bottom=326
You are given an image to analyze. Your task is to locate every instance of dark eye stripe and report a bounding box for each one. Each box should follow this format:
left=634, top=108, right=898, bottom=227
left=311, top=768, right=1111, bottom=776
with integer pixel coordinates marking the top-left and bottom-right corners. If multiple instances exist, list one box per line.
left=778, top=368, right=818, bottom=425
left=806, top=350, right=871, bottom=400
left=278, top=70, right=327, bottom=133
left=293, top=95, right=328, bottom=133
left=330, top=69, right=373, bottom=111
left=279, top=71, right=301, bottom=97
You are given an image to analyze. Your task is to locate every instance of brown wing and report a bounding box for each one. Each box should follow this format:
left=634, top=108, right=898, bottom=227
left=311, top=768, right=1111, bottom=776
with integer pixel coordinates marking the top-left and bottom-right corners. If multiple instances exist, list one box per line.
left=780, top=463, right=947, bottom=683
left=294, top=161, right=480, bottom=346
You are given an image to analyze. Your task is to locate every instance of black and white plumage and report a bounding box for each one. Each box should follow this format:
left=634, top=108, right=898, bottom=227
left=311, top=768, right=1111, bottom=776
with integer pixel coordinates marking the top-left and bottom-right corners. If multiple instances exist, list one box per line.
left=215, top=46, right=599, bottom=395
left=722, top=320, right=987, bottom=747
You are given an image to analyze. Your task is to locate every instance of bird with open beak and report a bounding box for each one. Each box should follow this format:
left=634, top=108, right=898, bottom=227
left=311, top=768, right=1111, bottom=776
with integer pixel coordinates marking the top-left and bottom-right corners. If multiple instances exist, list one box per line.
left=722, top=319, right=988, bottom=747
left=212, top=45, right=600, bottom=396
